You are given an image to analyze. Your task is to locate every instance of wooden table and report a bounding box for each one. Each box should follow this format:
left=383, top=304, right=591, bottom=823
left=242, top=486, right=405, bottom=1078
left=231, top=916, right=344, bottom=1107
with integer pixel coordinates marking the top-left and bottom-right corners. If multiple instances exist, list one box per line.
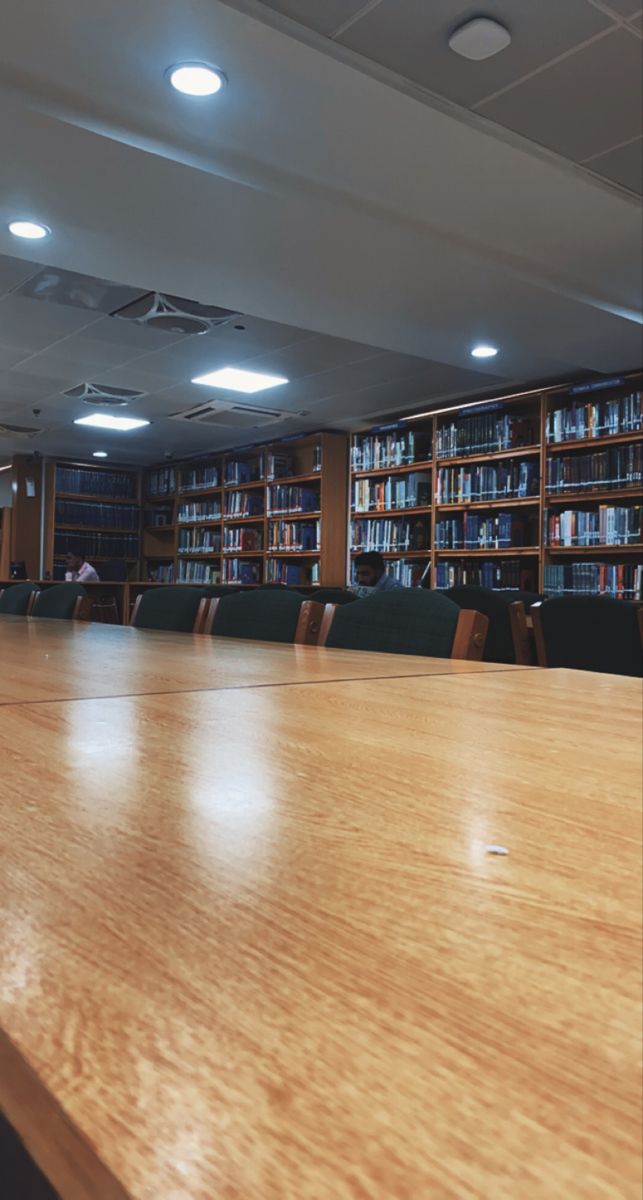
left=0, top=663, right=640, bottom=1199
left=0, top=616, right=527, bottom=705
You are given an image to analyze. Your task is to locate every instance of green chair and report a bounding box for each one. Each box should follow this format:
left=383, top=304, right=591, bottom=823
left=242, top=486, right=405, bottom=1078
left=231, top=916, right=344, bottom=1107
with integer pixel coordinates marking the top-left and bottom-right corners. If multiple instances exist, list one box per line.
left=0, top=582, right=40, bottom=616
left=532, top=597, right=643, bottom=677
left=31, top=583, right=87, bottom=620
left=130, top=586, right=208, bottom=633
left=445, top=585, right=531, bottom=664
left=205, top=589, right=325, bottom=644
left=319, top=589, right=488, bottom=659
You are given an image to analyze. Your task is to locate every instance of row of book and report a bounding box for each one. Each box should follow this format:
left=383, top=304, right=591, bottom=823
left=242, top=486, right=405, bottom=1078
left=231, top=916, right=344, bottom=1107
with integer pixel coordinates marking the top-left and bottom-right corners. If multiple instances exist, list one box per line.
left=224, top=527, right=262, bottom=551
left=352, top=472, right=431, bottom=512
left=223, top=558, right=262, bottom=584
left=225, top=458, right=263, bottom=485
left=436, top=461, right=539, bottom=504
left=435, top=560, right=535, bottom=591
left=268, top=521, right=320, bottom=551
left=545, top=506, right=642, bottom=547
left=351, top=518, right=428, bottom=553
left=351, top=430, right=430, bottom=472
left=146, top=467, right=176, bottom=497
left=55, top=501, right=139, bottom=530
left=225, top=491, right=264, bottom=518
left=147, top=562, right=175, bottom=583
left=179, top=465, right=219, bottom=492
left=545, top=444, right=642, bottom=493
left=177, top=501, right=221, bottom=523
left=177, top=561, right=221, bottom=584
left=56, top=466, right=137, bottom=499
left=267, top=486, right=319, bottom=515
left=435, top=513, right=530, bottom=550
left=266, top=560, right=320, bottom=585
left=544, top=563, right=642, bottom=599
left=546, top=391, right=641, bottom=443
left=53, top=531, right=140, bottom=558
left=436, top=412, right=534, bottom=459
left=177, top=528, right=222, bottom=554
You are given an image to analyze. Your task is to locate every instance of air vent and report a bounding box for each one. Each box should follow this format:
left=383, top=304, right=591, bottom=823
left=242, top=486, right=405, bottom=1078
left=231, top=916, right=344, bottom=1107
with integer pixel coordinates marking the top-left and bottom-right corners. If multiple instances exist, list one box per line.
left=0, top=422, right=42, bottom=439
left=112, top=292, right=241, bottom=336
left=63, top=383, right=145, bottom=407
left=170, top=399, right=303, bottom=429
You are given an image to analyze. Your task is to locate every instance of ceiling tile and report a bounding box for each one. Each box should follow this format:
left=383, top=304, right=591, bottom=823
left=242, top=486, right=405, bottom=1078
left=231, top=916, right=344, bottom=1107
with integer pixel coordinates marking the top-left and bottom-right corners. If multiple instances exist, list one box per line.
left=237, top=334, right=381, bottom=379
left=601, top=0, right=642, bottom=15
left=627, top=11, right=643, bottom=30
left=256, top=0, right=372, bottom=37
left=15, top=266, right=144, bottom=315
left=75, top=314, right=189, bottom=351
left=0, top=294, right=99, bottom=351
left=478, top=29, right=643, bottom=161
left=0, top=254, right=42, bottom=297
left=337, top=0, right=612, bottom=108
left=587, top=135, right=642, bottom=192
left=14, top=338, right=143, bottom=376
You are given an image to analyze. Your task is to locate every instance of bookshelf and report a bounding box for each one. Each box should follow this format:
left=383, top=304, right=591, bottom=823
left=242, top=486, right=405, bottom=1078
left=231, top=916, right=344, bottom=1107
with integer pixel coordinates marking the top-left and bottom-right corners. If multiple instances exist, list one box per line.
left=141, top=432, right=348, bottom=589
left=44, top=460, right=141, bottom=580
left=348, top=371, right=642, bottom=598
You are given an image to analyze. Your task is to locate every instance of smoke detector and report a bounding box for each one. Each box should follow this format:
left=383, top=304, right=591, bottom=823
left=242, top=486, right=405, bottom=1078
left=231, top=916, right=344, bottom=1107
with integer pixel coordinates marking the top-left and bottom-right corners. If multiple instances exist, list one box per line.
left=449, top=18, right=511, bottom=61
left=63, top=382, right=145, bottom=407
left=112, top=292, right=241, bottom=336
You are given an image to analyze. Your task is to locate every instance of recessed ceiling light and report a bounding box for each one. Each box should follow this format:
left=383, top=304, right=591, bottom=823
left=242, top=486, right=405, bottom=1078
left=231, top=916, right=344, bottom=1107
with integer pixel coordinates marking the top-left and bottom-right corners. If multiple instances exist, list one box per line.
left=449, top=18, right=511, bottom=61
left=191, top=367, right=289, bottom=393
left=74, top=413, right=150, bottom=431
left=167, top=63, right=226, bottom=96
left=471, top=344, right=499, bottom=359
left=92, top=450, right=108, bottom=458
left=8, top=220, right=51, bottom=240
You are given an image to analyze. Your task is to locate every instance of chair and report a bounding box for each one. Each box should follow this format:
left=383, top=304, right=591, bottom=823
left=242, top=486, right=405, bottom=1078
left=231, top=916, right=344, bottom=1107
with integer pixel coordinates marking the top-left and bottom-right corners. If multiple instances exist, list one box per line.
left=306, top=588, right=357, bottom=606
left=0, top=581, right=40, bottom=615
left=31, top=583, right=87, bottom=620
left=445, top=585, right=531, bottom=665
left=130, top=585, right=208, bottom=633
left=531, top=596, right=643, bottom=677
left=205, top=589, right=325, bottom=644
left=319, top=589, right=488, bottom=660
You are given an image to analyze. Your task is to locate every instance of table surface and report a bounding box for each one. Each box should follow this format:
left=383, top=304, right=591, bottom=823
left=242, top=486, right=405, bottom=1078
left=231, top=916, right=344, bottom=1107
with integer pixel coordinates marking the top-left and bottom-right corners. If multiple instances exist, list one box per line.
left=0, top=661, right=640, bottom=1200
left=0, top=616, right=527, bottom=705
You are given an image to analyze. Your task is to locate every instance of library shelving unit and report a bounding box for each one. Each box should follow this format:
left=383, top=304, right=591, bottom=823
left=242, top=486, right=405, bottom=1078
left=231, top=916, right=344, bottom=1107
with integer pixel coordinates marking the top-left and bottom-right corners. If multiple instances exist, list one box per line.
left=44, top=459, right=141, bottom=580
left=141, top=432, right=348, bottom=590
left=542, top=376, right=643, bottom=600
left=347, top=369, right=642, bottom=597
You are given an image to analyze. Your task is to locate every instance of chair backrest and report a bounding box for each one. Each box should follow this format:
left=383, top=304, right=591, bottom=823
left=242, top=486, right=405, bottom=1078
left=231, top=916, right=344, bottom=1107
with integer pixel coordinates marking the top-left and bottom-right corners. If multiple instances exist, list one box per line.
left=319, top=589, right=488, bottom=660
left=100, top=559, right=128, bottom=582
left=532, top=596, right=643, bottom=677
left=308, top=588, right=357, bottom=606
left=206, top=589, right=324, bottom=644
left=130, top=586, right=208, bottom=633
left=0, top=582, right=40, bottom=615
left=445, top=585, right=530, bottom=664
left=31, top=583, right=87, bottom=620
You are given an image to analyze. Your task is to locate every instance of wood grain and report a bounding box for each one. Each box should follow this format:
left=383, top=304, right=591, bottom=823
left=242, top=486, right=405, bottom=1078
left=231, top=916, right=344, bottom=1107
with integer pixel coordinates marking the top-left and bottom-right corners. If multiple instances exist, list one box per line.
left=0, top=668, right=640, bottom=1199
left=0, top=616, right=526, bottom=705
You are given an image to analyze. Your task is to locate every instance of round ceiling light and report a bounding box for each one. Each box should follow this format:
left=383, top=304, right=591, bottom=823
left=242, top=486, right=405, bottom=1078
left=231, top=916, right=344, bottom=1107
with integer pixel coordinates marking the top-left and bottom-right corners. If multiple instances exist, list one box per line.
left=471, top=344, right=499, bottom=359
left=93, top=451, right=108, bottom=458
left=167, top=63, right=226, bottom=96
left=8, top=220, right=51, bottom=240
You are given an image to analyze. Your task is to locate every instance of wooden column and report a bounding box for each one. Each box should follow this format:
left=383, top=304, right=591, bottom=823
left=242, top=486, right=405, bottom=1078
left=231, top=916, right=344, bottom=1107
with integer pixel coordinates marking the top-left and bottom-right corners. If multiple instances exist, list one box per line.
left=10, top=455, right=43, bottom=580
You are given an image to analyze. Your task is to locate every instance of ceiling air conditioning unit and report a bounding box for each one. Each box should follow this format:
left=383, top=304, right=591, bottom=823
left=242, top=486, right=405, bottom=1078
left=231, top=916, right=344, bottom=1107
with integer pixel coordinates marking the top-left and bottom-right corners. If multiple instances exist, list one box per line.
left=63, top=383, right=145, bottom=406
left=170, top=399, right=304, bottom=430
left=0, top=422, right=42, bottom=439
left=112, top=292, right=241, bottom=336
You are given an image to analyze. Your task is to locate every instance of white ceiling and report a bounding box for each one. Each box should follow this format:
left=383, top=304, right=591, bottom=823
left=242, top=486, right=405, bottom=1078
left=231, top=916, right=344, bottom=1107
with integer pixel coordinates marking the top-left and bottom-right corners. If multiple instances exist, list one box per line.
left=0, top=0, right=641, bottom=463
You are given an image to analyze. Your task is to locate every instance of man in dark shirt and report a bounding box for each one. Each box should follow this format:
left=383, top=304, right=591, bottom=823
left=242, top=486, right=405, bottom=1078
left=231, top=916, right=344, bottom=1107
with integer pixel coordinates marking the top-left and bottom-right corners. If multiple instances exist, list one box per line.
left=351, top=552, right=404, bottom=598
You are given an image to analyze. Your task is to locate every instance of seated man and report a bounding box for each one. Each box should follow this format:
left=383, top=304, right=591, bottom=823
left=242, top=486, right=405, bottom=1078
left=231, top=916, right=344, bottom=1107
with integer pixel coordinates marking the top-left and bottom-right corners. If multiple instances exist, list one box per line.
left=351, top=551, right=403, bottom=599
left=64, top=549, right=100, bottom=583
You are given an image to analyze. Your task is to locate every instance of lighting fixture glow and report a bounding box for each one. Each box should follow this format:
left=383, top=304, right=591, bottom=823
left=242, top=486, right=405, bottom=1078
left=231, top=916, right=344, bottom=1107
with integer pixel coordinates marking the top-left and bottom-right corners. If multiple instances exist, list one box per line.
left=74, top=413, right=150, bottom=431
left=191, top=367, right=289, bottom=393
left=92, top=450, right=108, bottom=458
left=8, top=220, right=50, bottom=240
left=167, top=63, right=225, bottom=96
left=471, top=344, right=499, bottom=359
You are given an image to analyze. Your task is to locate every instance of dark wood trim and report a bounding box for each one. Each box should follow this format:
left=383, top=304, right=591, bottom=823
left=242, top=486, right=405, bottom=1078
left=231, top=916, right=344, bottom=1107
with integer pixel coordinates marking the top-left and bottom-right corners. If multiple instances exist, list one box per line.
left=508, top=601, right=532, bottom=665
left=294, top=600, right=325, bottom=645
left=318, top=603, right=337, bottom=647
left=451, top=609, right=488, bottom=661
left=193, top=597, right=209, bottom=635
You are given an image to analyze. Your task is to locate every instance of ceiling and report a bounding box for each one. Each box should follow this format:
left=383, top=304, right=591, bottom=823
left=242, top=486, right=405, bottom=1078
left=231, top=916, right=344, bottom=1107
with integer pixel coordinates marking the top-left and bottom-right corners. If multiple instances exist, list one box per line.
left=250, top=0, right=643, bottom=194
left=0, top=0, right=641, bottom=464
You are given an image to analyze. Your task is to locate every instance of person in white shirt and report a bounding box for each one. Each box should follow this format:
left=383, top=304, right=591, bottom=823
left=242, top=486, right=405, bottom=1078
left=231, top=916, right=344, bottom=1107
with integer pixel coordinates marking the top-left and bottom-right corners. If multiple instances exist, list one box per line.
left=65, top=550, right=100, bottom=583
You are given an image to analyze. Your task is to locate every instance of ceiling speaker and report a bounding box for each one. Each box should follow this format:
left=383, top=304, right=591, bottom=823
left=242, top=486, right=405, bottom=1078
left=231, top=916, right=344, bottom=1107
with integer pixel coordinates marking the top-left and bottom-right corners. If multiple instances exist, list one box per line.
left=112, top=292, right=241, bottom=336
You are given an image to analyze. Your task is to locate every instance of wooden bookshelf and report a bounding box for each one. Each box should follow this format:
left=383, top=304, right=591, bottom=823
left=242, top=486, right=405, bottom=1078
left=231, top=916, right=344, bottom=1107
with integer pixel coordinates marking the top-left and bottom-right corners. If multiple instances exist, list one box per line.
left=44, top=460, right=141, bottom=581
left=348, top=370, right=642, bottom=597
